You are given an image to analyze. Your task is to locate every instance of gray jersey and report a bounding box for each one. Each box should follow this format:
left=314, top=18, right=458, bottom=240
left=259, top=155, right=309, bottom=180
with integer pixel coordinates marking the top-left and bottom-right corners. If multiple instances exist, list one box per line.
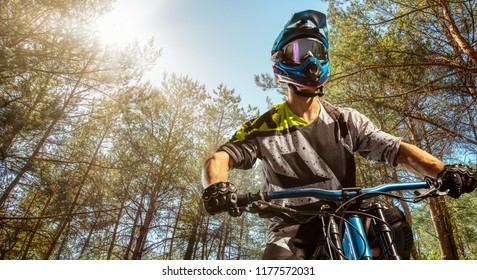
left=218, top=100, right=401, bottom=243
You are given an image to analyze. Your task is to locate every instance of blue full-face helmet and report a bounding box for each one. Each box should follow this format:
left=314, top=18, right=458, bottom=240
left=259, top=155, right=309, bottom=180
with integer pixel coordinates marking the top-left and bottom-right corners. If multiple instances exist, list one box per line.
left=272, top=10, right=330, bottom=94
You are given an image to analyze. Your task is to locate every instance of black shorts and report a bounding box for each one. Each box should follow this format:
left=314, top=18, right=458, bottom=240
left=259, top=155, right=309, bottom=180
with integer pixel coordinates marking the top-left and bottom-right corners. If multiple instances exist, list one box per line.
left=262, top=219, right=329, bottom=260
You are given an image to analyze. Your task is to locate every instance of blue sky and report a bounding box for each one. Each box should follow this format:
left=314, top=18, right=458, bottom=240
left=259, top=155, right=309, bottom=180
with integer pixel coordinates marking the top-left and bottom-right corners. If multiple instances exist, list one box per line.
left=98, top=0, right=329, bottom=112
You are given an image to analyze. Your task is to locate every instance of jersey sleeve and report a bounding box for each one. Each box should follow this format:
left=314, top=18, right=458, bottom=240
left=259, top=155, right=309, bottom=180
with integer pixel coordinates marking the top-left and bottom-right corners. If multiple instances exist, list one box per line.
left=216, top=118, right=261, bottom=170
left=217, top=141, right=259, bottom=170
left=348, top=109, right=401, bottom=165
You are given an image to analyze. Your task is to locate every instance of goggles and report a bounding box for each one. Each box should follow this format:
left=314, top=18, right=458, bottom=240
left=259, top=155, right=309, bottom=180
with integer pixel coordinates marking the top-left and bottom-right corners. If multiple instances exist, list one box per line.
left=273, top=38, right=327, bottom=66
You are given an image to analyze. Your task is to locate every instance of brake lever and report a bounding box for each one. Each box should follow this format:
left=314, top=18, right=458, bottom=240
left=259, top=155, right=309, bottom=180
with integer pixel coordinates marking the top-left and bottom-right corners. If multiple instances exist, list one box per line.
left=413, top=187, right=446, bottom=202
left=240, top=201, right=298, bottom=214
left=413, top=177, right=448, bottom=202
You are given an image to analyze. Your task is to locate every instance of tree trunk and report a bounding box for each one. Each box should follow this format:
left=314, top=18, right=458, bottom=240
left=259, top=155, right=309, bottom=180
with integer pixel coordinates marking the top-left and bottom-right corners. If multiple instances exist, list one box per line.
left=200, top=215, right=211, bottom=259
left=132, top=190, right=157, bottom=260
left=183, top=219, right=199, bottom=260
left=78, top=223, right=95, bottom=259
left=21, top=194, right=53, bottom=259
left=44, top=194, right=78, bottom=259
left=167, top=193, right=184, bottom=259
left=124, top=188, right=146, bottom=260
left=107, top=197, right=126, bottom=260
left=55, top=219, right=72, bottom=259
left=428, top=197, right=459, bottom=259
left=215, top=222, right=225, bottom=260
left=405, top=117, right=459, bottom=259
left=219, top=219, right=230, bottom=259
left=236, top=215, right=246, bottom=260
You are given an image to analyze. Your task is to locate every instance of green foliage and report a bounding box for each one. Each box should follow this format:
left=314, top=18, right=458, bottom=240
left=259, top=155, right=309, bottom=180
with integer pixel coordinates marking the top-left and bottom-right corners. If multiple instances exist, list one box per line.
left=449, top=194, right=477, bottom=259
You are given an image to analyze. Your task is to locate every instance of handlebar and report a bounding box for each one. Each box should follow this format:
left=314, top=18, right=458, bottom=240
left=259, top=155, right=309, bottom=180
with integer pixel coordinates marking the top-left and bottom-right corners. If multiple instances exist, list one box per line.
left=231, top=178, right=444, bottom=260
left=236, top=179, right=441, bottom=208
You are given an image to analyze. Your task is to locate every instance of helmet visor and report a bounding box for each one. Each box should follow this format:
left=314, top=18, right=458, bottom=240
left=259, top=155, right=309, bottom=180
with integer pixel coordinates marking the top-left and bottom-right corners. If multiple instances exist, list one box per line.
left=277, top=38, right=327, bottom=66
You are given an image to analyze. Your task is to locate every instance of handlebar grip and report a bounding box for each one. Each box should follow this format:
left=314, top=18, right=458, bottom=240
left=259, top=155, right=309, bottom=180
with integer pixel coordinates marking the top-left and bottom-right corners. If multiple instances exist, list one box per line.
left=236, top=193, right=251, bottom=207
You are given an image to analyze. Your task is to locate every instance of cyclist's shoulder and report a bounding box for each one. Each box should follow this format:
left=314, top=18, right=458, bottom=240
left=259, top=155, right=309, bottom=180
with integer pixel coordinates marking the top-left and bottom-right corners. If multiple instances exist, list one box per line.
left=320, top=99, right=370, bottom=123
left=241, top=102, right=284, bottom=129
left=233, top=103, right=305, bottom=138
left=321, top=99, right=356, bottom=114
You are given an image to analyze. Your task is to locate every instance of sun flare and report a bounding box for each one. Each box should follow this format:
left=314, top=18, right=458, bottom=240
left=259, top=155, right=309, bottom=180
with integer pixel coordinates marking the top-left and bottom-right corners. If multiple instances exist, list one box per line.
left=95, top=0, right=155, bottom=46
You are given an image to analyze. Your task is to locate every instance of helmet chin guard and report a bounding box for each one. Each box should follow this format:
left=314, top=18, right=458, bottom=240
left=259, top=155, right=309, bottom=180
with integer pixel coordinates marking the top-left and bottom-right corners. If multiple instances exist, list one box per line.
left=288, top=84, right=324, bottom=98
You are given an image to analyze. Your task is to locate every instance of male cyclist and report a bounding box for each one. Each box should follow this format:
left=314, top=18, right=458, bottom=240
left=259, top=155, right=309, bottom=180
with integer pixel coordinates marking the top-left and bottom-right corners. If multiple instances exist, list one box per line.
left=201, top=10, right=477, bottom=260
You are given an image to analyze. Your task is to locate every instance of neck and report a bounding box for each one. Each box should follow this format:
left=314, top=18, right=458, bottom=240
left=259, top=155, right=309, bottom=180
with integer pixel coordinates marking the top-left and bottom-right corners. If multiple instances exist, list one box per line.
left=286, top=91, right=321, bottom=123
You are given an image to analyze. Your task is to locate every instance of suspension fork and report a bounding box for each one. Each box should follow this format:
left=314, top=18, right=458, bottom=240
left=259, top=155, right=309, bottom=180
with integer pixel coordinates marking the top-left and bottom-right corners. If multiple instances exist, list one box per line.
left=372, top=203, right=401, bottom=260
left=320, top=214, right=345, bottom=260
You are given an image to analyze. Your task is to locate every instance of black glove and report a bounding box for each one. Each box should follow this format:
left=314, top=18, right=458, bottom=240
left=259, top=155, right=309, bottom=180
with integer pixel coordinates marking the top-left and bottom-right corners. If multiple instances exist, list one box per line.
left=436, top=164, right=477, bottom=198
left=202, top=182, right=241, bottom=216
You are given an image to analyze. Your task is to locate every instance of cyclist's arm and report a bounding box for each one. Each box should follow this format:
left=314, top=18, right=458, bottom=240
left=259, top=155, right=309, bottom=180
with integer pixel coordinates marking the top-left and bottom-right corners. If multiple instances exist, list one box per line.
left=201, top=151, right=234, bottom=188
left=394, top=141, right=445, bottom=178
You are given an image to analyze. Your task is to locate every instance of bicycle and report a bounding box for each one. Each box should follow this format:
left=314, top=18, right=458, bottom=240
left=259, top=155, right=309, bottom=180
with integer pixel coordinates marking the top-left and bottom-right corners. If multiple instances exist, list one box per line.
left=233, top=178, right=445, bottom=260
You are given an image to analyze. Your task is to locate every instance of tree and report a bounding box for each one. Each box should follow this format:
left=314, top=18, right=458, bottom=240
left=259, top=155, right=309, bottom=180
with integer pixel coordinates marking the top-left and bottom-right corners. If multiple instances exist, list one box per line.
left=326, top=0, right=477, bottom=259
left=179, top=83, right=262, bottom=260
left=111, top=74, right=208, bottom=259
left=0, top=0, right=160, bottom=259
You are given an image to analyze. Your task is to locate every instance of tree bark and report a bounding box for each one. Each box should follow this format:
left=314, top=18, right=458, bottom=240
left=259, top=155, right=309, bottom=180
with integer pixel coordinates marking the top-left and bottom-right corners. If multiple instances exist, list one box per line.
left=167, top=193, right=184, bottom=259
left=428, top=197, right=459, bottom=259
left=132, top=190, right=157, bottom=260
left=78, top=223, right=95, bottom=259
left=435, top=0, right=477, bottom=66
left=21, top=194, right=53, bottom=259
left=124, top=188, right=146, bottom=260
left=107, top=197, right=126, bottom=260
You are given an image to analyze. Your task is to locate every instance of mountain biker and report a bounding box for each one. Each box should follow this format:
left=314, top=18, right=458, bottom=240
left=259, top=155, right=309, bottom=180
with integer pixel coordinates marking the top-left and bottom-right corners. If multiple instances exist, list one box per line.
left=201, top=10, right=477, bottom=260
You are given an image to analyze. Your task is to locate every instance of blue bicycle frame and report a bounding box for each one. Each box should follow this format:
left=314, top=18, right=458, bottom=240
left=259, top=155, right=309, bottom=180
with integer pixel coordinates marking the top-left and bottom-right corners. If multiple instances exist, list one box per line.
left=241, top=181, right=431, bottom=260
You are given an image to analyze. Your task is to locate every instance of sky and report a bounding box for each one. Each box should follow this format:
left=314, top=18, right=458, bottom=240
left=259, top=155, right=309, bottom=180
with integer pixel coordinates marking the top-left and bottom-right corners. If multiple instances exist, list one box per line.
left=96, top=0, right=329, bottom=113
